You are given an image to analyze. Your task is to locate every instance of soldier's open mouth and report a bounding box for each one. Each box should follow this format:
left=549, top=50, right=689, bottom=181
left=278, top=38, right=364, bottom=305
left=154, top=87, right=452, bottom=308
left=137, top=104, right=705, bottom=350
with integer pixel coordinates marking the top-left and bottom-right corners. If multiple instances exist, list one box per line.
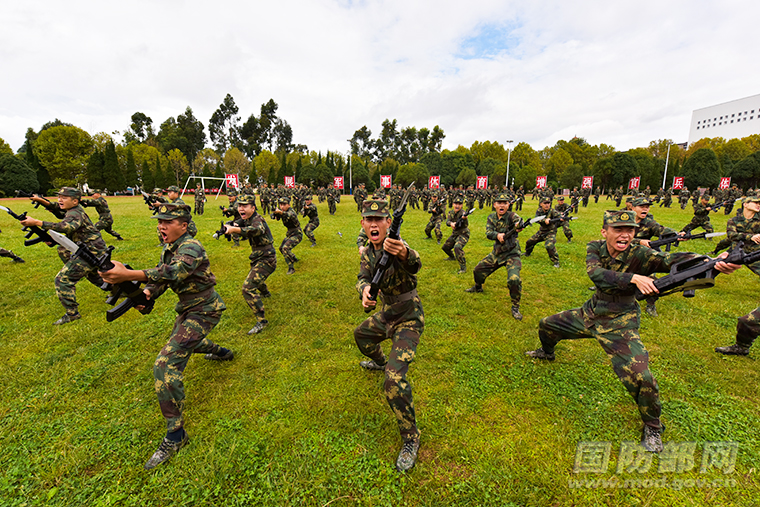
left=370, top=231, right=379, bottom=238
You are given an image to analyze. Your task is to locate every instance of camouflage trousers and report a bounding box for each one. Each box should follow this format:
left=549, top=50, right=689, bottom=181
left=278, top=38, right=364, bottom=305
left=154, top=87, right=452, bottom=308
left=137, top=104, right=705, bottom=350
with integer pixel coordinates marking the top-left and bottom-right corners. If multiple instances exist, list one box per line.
left=194, top=200, right=205, bottom=215
left=304, top=220, right=320, bottom=244
left=328, top=200, right=336, bottom=215
left=524, top=229, right=559, bottom=263
left=538, top=308, right=662, bottom=429
left=94, top=218, right=123, bottom=239
left=736, top=306, right=760, bottom=349
left=681, top=218, right=713, bottom=235
left=280, top=229, right=303, bottom=267
left=55, top=255, right=105, bottom=315
left=473, top=253, right=522, bottom=306
left=425, top=217, right=443, bottom=241
left=561, top=221, right=573, bottom=240
left=354, top=299, right=424, bottom=440
left=442, top=232, right=469, bottom=270
left=154, top=308, right=225, bottom=433
left=242, top=254, right=277, bottom=321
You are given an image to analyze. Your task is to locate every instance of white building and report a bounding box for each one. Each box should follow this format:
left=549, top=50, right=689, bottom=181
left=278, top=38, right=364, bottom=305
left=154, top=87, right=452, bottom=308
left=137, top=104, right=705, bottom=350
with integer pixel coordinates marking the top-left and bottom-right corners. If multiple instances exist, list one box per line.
left=688, top=94, right=760, bottom=145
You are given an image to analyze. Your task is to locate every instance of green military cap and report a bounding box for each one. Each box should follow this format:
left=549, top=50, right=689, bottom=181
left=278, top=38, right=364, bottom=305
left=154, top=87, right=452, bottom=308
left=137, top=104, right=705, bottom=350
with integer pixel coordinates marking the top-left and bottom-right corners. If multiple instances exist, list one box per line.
left=57, top=187, right=81, bottom=198
left=632, top=197, right=652, bottom=207
left=556, top=195, right=565, bottom=201
left=625, top=195, right=633, bottom=202
left=494, top=192, right=510, bottom=202
left=167, top=185, right=181, bottom=192
left=237, top=194, right=256, bottom=205
left=744, top=195, right=760, bottom=203
left=362, top=199, right=390, bottom=218
left=539, top=197, right=551, bottom=204
left=89, top=189, right=102, bottom=195
left=604, top=210, right=640, bottom=228
left=278, top=196, right=290, bottom=204
left=227, top=188, right=238, bottom=196
left=152, top=188, right=163, bottom=194
left=453, top=196, right=464, bottom=204
left=152, top=203, right=191, bottom=220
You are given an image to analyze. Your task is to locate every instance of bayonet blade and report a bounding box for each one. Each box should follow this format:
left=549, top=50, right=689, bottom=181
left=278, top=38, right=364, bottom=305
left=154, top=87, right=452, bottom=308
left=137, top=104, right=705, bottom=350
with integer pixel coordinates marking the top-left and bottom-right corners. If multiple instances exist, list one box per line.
left=48, top=230, right=80, bottom=253
left=530, top=215, right=546, bottom=224
left=705, top=232, right=726, bottom=238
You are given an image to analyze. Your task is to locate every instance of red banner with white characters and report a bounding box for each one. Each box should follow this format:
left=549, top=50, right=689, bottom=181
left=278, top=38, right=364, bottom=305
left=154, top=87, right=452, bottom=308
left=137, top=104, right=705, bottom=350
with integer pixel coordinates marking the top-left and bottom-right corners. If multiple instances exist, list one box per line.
left=428, top=176, right=440, bottom=189
left=333, top=176, right=344, bottom=189
left=582, top=176, right=593, bottom=189
left=476, top=176, right=488, bottom=189
left=284, top=176, right=295, bottom=188
left=380, top=175, right=392, bottom=188
left=536, top=176, right=547, bottom=189
left=673, top=177, right=684, bottom=190
left=225, top=173, right=239, bottom=189
left=719, top=177, right=731, bottom=190
left=629, top=177, right=640, bottom=190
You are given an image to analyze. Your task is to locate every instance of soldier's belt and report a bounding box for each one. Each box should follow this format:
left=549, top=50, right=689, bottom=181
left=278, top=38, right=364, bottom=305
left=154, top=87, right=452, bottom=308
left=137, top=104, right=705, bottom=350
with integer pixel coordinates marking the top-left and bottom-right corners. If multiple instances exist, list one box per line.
left=382, top=289, right=418, bottom=305
left=250, top=244, right=275, bottom=253
left=594, top=291, right=636, bottom=304
left=178, top=287, right=215, bottom=302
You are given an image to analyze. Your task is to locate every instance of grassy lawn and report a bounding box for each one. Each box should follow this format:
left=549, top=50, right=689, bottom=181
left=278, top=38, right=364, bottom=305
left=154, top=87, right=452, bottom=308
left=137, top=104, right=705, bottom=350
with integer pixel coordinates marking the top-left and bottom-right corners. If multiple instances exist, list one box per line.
left=0, top=193, right=758, bottom=506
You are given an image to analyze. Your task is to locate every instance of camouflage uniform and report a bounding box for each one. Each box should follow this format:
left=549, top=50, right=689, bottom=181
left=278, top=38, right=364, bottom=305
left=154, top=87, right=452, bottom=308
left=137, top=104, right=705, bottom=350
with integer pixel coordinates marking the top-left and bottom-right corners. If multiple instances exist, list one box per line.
left=472, top=207, right=523, bottom=306
left=536, top=229, right=697, bottom=431
left=723, top=207, right=760, bottom=275
left=81, top=195, right=124, bottom=240
left=143, top=227, right=228, bottom=434
left=554, top=200, right=573, bottom=241
left=302, top=201, right=320, bottom=246
left=680, top=201, right=714, bottom=235
left=327, top=186, right=338, bottom=215
left=40, top=201, right=107, bottom=318
left=239, top=206, right=277, bottom=325
left=277, top=203, right=302, bottom=270
left=194, top=186, right=206, bottom=215
left=442, top=205, right=470, bottom=272
left=169, top=192, right=198, bottom=237
left=354, top=203, right=424, bottom=443
left=524, top=205, right=561, bottom=265
left=425, top=198, right=445, bottom=243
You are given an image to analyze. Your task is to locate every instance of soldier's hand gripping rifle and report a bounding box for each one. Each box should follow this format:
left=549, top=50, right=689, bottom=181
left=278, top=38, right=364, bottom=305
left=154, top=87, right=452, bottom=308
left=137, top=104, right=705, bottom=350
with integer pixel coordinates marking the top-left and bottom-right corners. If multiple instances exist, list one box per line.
left=212, top=219, right=242, bottom=241
left=46, top=230, right=156, bottom=321
left=547, top=211, right=578, bottom=227
left=648, top=231, right=725, bottom=252
left=0, top=205, right=57, bottom=247
left=364, top=183, right=414, bottom=313
left=219, top=205, right=235, bottom=218
left=454, top=209, right=476, bottom=229
left=15, top=190, right=67, bottom=219
left=140, top=190, right=159, bottom=214
left=634, top=242, right=760, bottom=302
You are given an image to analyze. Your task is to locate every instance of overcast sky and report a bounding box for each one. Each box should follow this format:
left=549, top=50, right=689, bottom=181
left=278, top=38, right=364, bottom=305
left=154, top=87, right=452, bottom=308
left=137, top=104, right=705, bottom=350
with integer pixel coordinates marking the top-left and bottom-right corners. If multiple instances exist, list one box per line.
left=1, top=0, right=758, bottom=155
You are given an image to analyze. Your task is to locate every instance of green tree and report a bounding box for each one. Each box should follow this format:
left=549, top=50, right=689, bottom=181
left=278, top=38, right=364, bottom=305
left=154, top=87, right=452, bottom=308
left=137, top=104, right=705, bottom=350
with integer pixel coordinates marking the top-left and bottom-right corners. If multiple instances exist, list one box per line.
left=124, top=112, right=155, bottom=144
left=456, top=167, right=477, bottom=187
left=103, top=141, right=124, bottom=191
left=0, top=137, right=12, bottom=155
left=125, top=148, right=138, bottom=187
left=209, top=93, right=241, bottom=154
left=0, top=154, right=38, bottom=196
left=681, top=148, right=720, bottom=189
left=476, top=157, right=503, bottom=177
left=33, top=125, right=94, bottom=186
left=154, top=154, right=168, bottom=188
left=86, top=150, right=106, bottom=190
left=252, top=150, right=279, bottom=184
left=729, top=153, right=760, bottom=189
left=167, top=148, right=190, bottom=186
left=440, top=151, right=475, bottom=187
left=140, top=160, right=155, bottom=190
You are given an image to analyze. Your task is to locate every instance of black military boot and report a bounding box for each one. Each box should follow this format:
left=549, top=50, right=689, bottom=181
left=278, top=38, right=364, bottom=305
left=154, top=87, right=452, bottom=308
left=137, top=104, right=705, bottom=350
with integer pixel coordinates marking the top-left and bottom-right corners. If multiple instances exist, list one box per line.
left=465, top=284, right=483, bottom=293
left=714, top=343, right=750, bottom=356
left=396, top=437, right=420, bottom=472
left=144, top=433, right=190, bottom=470
left=360, top=358, right=387, bottom=371
left=53, top=312, right=81, bottom=325
left=525, top=348, right=555, bottom=360
left=247, top=320, right=268, bottom=335
left=641, top=424, right=665, bottom=453
left=511, top=305, right=523, bottom=321
left=8, top=251, right=24, bottom=263
left=457, top=263, right=466, bottom=275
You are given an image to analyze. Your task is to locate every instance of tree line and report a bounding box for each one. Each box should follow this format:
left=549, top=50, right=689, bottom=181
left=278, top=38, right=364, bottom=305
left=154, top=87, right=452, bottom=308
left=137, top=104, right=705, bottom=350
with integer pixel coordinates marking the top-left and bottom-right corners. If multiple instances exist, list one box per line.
left=2, top=92, right=760, bottom=196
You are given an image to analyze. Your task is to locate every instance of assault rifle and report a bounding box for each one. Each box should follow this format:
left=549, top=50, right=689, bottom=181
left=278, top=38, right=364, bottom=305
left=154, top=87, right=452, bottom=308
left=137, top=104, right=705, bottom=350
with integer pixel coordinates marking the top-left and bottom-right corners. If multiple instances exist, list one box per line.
left=212, top=219, right=242, bottom=241
left=648, top=231, right=725, bottom=252
left=364, top=183, right=415, bottom=313
left=220, top=205, right=235, bottom=218
left=0, top=205, right=57, bottom=247
left=547, top=211, right=578, bottom=227
left=15, top=190, right=66, bottom=219
left=502, top=215, right=546, bottom=243
left=46, top=230, right=156, bottom=321
left=635, top=242, right=760, bottom=302
left=140, top=190, right=159, bottom=214
left=709, top=199, right=738, bottom=213
left=454, top=209, right=476, bottom=229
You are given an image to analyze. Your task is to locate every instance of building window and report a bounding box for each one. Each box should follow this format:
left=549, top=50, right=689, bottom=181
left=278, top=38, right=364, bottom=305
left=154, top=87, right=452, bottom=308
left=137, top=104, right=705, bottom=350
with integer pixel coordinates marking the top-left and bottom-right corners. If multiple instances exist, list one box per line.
left=732, top=114, right=735, bottom=117
left=731, top=120, right=734, bottom=123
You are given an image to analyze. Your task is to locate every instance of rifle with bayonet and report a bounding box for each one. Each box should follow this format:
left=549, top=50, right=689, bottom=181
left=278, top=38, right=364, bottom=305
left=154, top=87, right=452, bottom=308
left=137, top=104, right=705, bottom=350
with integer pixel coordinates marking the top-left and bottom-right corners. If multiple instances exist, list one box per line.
left=140, top=189, right=160, bottom=214
left=648, top=231, right=725, bottom=252
left=547, top=209, right=578, bottom=227
left=45, top=230, right=156, bottom=321
left=364, top=183, right=415, bottom=313
left=635, top=242, right=760, bottom=302
left=220, top=205, right=235, bottom=218
left=15, top=190, right=66, bottom=219
left=454, top=209, right=476, bottom=229
left=0, top=205, right=57, bottom=247
left=212, top=219, right=243, bottom=241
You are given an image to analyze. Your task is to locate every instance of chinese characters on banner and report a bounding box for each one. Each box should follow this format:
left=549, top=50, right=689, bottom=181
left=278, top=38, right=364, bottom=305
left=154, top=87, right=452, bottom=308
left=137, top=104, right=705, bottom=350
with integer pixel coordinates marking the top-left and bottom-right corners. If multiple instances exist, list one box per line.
left=428, top=176, right=440, bottom=189
left=284, top=176, right=295, bottom=188
left=629, top=176, right=641, bottom=190
left=536, top=176, right=547, bottom=189
left=673, top=177, right=684, bottom=190
left=476, top=176, right=488, bottom=189
left=581, top=176, right=594, bottom=189
left=225, top=173, right=239, bottom=190
left=380, top=175, right=392, bottom=188
left=719, top=177, right=731, bottom=190
left=333, top=176, right=344, bottom=189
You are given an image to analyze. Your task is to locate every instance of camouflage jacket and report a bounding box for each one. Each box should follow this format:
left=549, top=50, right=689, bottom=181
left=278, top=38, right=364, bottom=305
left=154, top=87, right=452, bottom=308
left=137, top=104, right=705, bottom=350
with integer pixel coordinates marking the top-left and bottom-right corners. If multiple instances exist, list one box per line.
left=143, top=232, right=225, bottom=314
left=486, top=210, right=522, bottom=259
left=357, top=241, right=421, bottom=306
left=302, top=203, right=319, bottom=223
left=280, top=207, right=301, bottom=232
left=445, top=209, right=469, bottom=237
left=691, top=202, right=711, bottom=222
left=727, top=213, right=760, bottom=254
left=80, top=196, right=112, bottom=221
left=239, top=212, right=275, bottom=261
left=41, top=204, right=106, bottom=255
left=428, top=201, right=445, bottom=220
left=633, top=214, right=677, bottom=244
left=583, top=240, right=694, bottom=327
left=536, top=207, right=561, bottom=232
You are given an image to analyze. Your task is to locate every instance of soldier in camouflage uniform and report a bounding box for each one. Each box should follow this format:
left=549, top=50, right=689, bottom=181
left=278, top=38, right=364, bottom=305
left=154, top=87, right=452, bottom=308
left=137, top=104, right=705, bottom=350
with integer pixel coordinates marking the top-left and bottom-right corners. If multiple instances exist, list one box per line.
left=301, top=195, right=320, bottom=247
left=594, top=186, right=601, bottom=203
left=524, top=198, right=562, bottom=268
left=81, top=190, right=124, bottom=240
left=465, top=192, right=525, bottom=320
left=223, top=195, right=276, bottom=335
left=614, top=186, right=624, bottom=207
left=526, top=210, right=739, bottom=452
left=100, top=203, right=233, bottom=470
left=220, top=189, right=242, bottom=247
left=442, top=196, right=470, bottom=274
left=424, top=194, right=445, bottom=244
left=194, top=183, right=206, bottom=215
left=554, top=196, right=573, bottom=243
left=21, top=187, right=108, bottom=325
left=271, top=196, right=302, bottom=274
left=680, top=194, right=715, bottom=235
left=660, top=186, right=673, bottom=208
left=353, top=199, right=423, bottom=472
left=327, top=184, right=338, bottom=215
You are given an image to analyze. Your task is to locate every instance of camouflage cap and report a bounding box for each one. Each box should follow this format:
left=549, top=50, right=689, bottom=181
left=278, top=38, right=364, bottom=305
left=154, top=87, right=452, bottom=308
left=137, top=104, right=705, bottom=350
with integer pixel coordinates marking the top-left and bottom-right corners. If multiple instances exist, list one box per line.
left=625, top=195, right=633, bottom=202
left=89, top=189, right=102, bottom=195
left=453, top=196, right=464, bottom=204
left=152, top=203, right=191, bottom=220
left=539, top=197, right=551, bottom=204
left=152, top=188, right=164, bottom=194
left=632, top=197, right=652, bottom=207
left=745, top=195, right=760, bottom=204
left=362, top=199, right=390, bottom=218
left=167, top=185, right=181, bottom=193
left=603, top=210, right=640, bottom=228
left=227, top=188, right=238, bottom=196
left=556, top=195, right=565, bottom=200
left=57, top=187, right=81, bottom=198
left=237, top=194, right=256, bottom=205
left=278, top=196, right=291, bottom=204
left=494, top=192, right=510, bottom=202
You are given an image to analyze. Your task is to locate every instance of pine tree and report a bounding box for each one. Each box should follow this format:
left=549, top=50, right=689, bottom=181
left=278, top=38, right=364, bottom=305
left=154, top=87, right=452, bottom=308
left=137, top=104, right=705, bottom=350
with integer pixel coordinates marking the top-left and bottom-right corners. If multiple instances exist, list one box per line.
left=141, top=161, right=155, bottom=190
left=103, top=142, right=121, bottom=191
left=86, top=150, right=106, bottom=190
left=125, top=148, right=138, bottom=187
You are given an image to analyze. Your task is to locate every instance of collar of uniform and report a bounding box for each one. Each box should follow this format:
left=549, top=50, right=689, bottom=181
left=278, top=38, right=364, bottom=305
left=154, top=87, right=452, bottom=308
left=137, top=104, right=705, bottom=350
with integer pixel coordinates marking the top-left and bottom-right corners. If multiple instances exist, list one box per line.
left=599, top=238, right=632, bottom=267
left=166, top=231, right=191, bottom=251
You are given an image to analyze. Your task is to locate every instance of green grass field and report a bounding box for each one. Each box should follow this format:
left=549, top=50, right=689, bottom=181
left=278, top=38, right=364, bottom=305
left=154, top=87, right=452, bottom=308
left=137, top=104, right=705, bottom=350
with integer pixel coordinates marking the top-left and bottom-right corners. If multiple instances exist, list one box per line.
left=0, top=194, right=758, bottom=506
